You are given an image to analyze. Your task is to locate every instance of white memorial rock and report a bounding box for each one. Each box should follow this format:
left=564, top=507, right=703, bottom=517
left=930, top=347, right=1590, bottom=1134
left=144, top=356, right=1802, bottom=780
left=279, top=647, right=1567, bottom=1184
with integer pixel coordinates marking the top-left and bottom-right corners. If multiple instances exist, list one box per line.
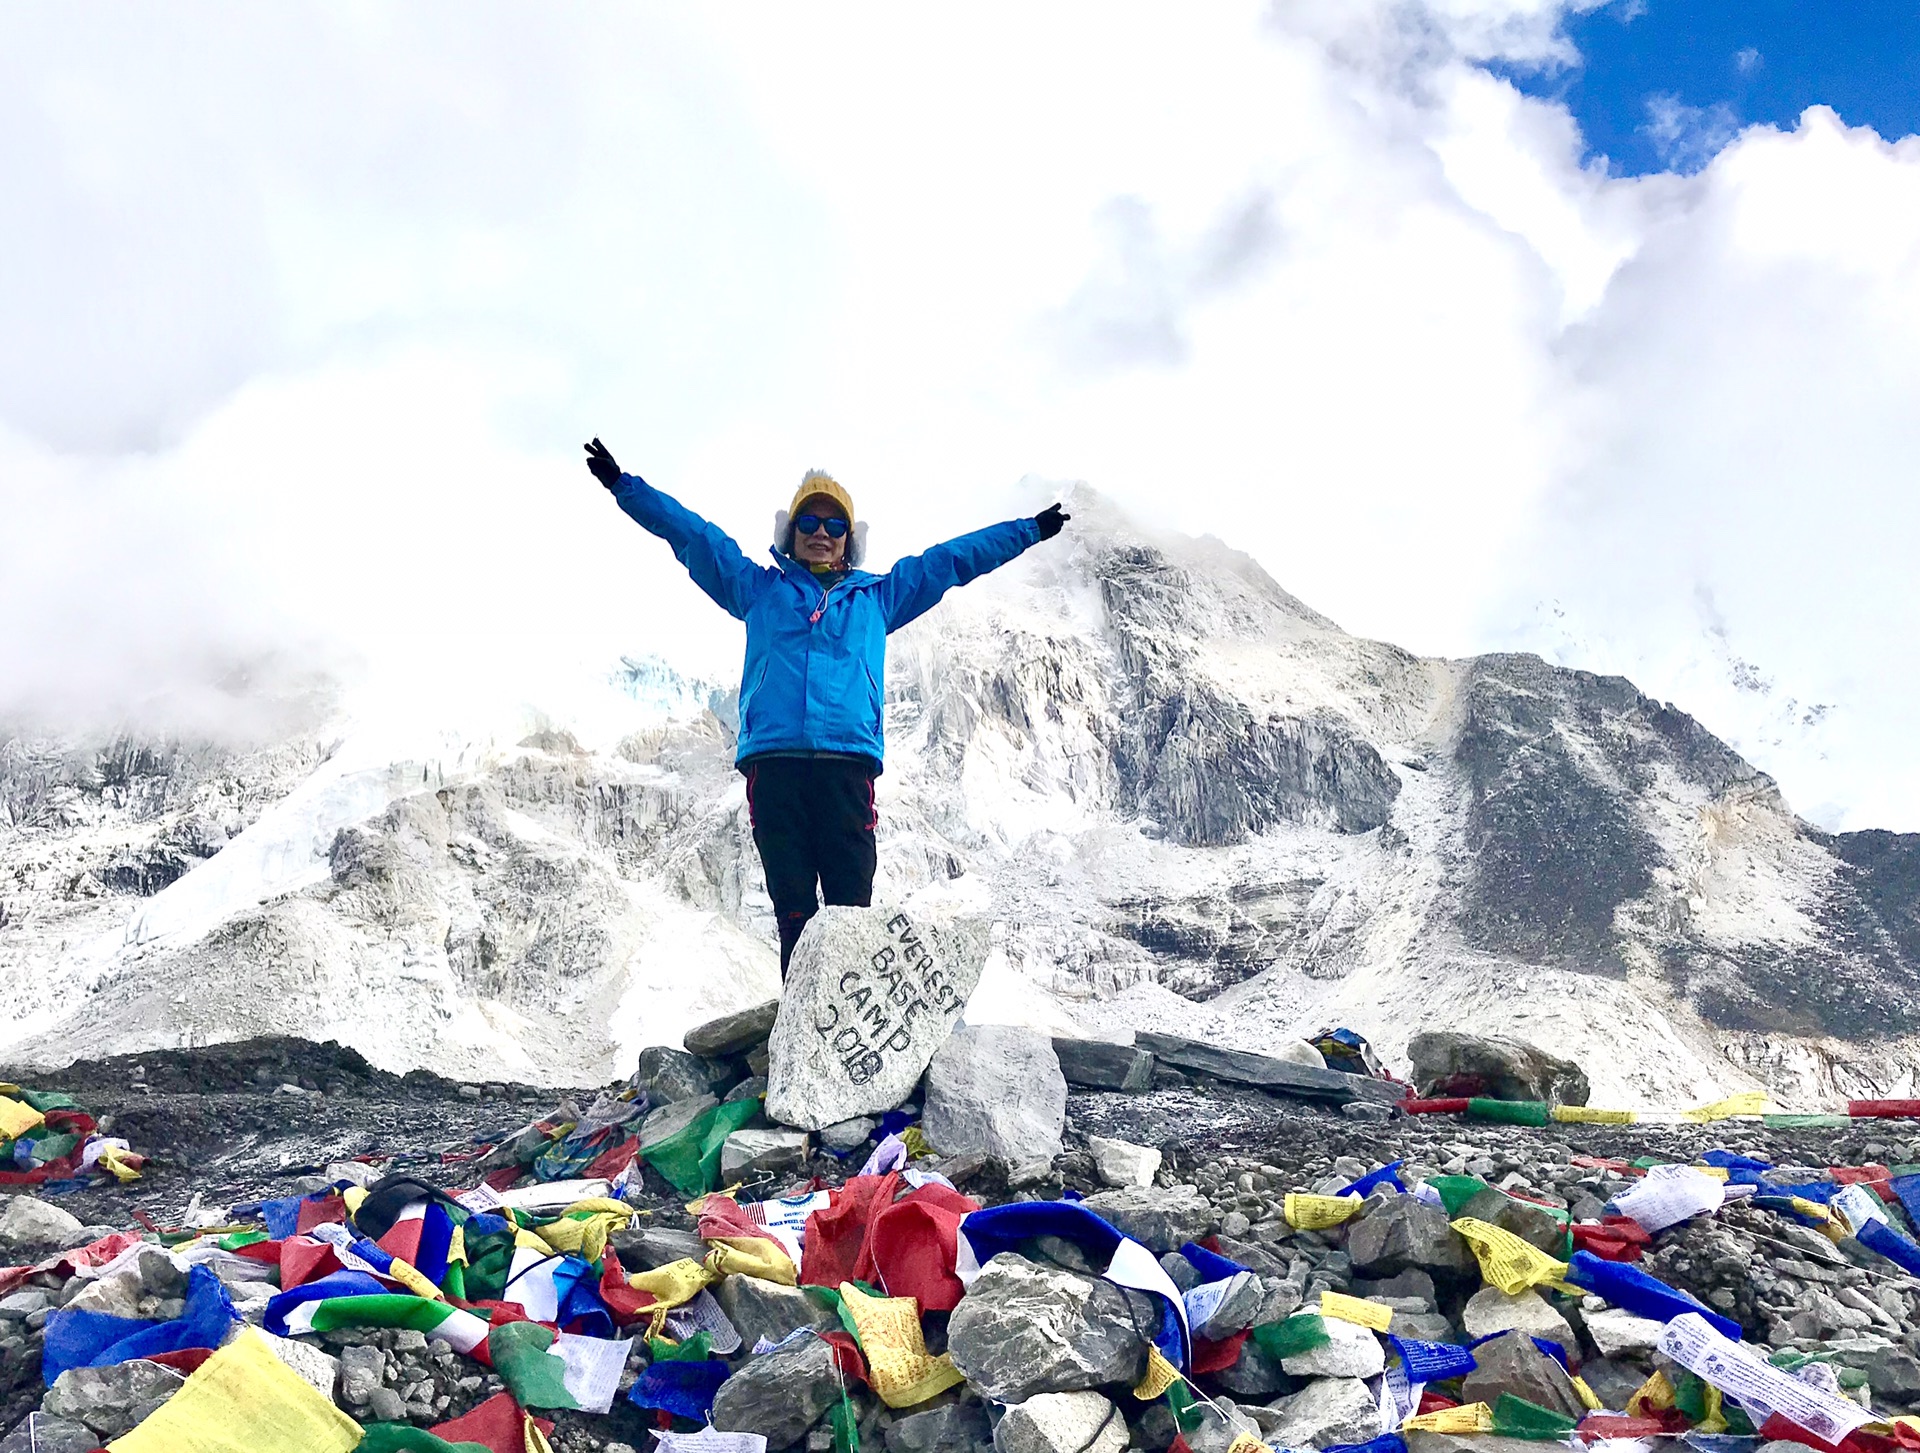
left=764, top=904, right=988, bottom=1131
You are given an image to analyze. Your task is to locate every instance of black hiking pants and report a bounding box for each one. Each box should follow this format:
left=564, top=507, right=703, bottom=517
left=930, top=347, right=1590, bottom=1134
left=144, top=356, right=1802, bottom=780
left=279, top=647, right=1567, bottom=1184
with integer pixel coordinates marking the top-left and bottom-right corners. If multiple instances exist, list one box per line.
left=744, top=756, right=878, bottom=974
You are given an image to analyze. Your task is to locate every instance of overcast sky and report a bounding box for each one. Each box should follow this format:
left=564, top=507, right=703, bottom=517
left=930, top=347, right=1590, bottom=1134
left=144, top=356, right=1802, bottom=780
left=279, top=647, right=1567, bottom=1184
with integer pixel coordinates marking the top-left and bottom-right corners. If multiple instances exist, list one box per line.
left=4, top=1, right=1918, bottom=831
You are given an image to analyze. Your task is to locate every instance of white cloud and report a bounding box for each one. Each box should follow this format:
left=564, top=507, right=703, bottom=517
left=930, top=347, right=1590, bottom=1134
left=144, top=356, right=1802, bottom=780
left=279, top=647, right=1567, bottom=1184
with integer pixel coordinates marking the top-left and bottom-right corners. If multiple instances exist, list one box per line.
left=2, top=4, right=1918, bottom=832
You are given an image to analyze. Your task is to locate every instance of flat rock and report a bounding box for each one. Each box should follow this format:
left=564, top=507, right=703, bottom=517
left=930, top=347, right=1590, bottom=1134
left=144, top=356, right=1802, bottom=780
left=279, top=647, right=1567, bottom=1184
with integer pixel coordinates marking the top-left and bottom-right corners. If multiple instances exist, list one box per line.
left=44, top=1361, right=188, bottom=1439
left=1278, top=1312, right=1386, bottom=1378
left=1050, top=1039, right=1155, bottom=1092
left=1460, top=1328, right=1586, bottom=1421
left=718, top=1128, right=809, bottom=1182
left=766, top=904, right=988, bottom=1130
left=925, top=1025, right=1067, bottom=1164
left=638, top=1094, right=718, bottom=1151
left=709, top=1337, right=841, bottom=1447
left=886, top=1397, right=994, bottom=1452
left=1088, top=1136, right=1161, bottom=1188
left=1583, top=1306, right=1668, bottom=1358
left=821, top=1117, right=877, bottom=1151
left=633, top=1045, right=715, bottom=1105
left=684, top=998, right=781, bottom=1058
left=339, top=1343, right=385, bottom=1405
left=1132, top=1031, right=1401, bottom=1104
left=994, top=1391, right=1127, bottom=1453
left=0, top=1196, right=86, bottom=1250
left=1406, top=1436, right=1571, bottom=1453
left=1461, top=1287, right=1575, bottom=1349
left=712, top=1272, right=835, bottom=1350
left=1349, top=1194, right=1475, bottom=1276
left=947, top=1253, right=1152, bottom=1402
left=1078, top=1184, right=1218, bottom=1254
left=1264, top=1375, right=1382, bottom=1448
left=1406, top=1031, right=1590, bottom=1105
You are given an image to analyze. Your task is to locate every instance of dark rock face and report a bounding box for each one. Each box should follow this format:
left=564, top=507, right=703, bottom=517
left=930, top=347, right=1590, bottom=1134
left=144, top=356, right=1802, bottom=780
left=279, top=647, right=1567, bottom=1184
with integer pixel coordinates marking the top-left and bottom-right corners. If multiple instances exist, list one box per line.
left=1455, top=655, right=1722, bottom=975
left=683, top=999, right=779, bottom=1059
left=1134, top=1032, right=1399, bottom=1105
left=1459, top=1329, right=1587, bottom=1420
left=1096, top=545, right=1401, bottom=847
left=1051, top=1039, right=1155, bottom=1093
left=1406, top=1032, right=1591, bottom=1106
left=1347, top=1194, right=1476, bottom=1277
left=708, top=1338, right=841, bottom=1447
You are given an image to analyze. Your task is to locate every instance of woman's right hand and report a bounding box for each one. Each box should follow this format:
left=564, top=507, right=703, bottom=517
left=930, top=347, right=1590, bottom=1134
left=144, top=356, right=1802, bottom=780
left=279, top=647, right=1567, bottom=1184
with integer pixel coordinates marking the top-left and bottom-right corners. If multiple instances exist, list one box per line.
left=584, top=437, right=622, bottom=491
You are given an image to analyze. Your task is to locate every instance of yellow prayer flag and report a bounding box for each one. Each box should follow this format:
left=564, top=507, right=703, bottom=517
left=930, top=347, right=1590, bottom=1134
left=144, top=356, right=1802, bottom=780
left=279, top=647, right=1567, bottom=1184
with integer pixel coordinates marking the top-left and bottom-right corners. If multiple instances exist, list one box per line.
left=98, top=1146, right=142, bottom=1184
left=1698, top=1382, right=1728, bottom=1434
left=1550, top=1105, right=1636, bottom=1125
left=1132, top=1346, right=1182, bottom=1400
left=1681, top=1091, right=1769, bottom=1122
left=838, top=1282, right=967, bottom=1408
left=1627, top=1369, right=1676, bottom=1416
left=533, top=1202, right=630, bottom=1263
left=342, top=1186, right=369, bottom=1217
left=1319, top=1290, right=1393, bottom=1332
left=1571, top=1375, right=1603, bottom=1412
left=704, top=1237, right=798, bottom=1287
left=1691, top=1165, right=1731, bottom=1182
left=0, top=1096, right=44, bottom=1140
left=1284, top=1193, right=1362, bottom=1230
left=1402, top=1403, right=1494, bottom=1434
left=627, top=1258, right=714, bottom=1310
left=1225, top=1436, right=1276, bottom=1453
left=108, top=1328, right=362, bottom=1453
left=1788, top=1197, right=1832, bottom=1222
left=1449, top=1217, right=1569, bottom=1295
left=384, top=1258, right=442, bottom=1302
left=524, top=1419, right=556, bottom=1453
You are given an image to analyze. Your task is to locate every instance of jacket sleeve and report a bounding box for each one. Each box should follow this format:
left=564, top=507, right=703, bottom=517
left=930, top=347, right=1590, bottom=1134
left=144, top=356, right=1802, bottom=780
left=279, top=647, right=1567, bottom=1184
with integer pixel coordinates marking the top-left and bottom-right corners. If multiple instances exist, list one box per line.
left=610, top=473, right=765, bottom=622
left=874, top=517, right=1043, bottom=633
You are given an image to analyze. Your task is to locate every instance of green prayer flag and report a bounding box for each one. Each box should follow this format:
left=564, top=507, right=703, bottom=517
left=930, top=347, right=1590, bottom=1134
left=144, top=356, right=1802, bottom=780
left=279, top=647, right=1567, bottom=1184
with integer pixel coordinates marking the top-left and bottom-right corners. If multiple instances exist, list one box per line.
left=1251, top=1314, right=1329, bottom=1360
left=643, top=1097, right=760, bottom=1197
left=354, top=1428, right=491, bottom=1453
left=1426, top=1175, right=1491, bottom=1218
left=1490, top=1393, right=1580, bottom=1439
left=1467, top=1098, right=1551, bottom=1127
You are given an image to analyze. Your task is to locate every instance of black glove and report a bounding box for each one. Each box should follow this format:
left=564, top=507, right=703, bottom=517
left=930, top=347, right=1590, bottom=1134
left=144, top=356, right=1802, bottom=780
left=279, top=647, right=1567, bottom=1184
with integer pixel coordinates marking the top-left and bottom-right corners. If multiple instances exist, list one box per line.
left=1035, top=502, right=1070, bottom=540
left=584, top=437, right=623, bottom=491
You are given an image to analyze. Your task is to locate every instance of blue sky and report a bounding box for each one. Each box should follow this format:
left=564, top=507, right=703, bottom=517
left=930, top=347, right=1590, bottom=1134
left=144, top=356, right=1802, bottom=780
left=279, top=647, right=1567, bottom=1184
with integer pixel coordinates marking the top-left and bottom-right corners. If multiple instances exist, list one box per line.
left=1502, top=0, right=1920, bottom=174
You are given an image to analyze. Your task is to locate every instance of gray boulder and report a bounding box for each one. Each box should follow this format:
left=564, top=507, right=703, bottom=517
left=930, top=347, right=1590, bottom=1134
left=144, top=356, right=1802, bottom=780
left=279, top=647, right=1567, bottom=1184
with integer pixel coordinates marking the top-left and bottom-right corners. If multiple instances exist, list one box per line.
left=709, top=1337, right=842, bottom=1446
left=610, top=1226, right=706, bottom=1269
left=1456, top=1188, right=1567, bottom=1255
left=1050, top=1039, right=1155, bottom=1092
left=638, top=1094, right=718, bottom=1151
left=947, top=1254, right=1152, bottom=1402
left=1460, top=1329, right=1586, bottom=1420
left=339, top=1343, right=385, bottom=1405
left=766, top=904, right=988, bottom=1130
left=1088, top=1136, right=1161, bottom=1188
left=1406, top=1031, right=1590, bottom=1105
left=684, top=999, right=780, bottom=1058
left=633, top=1045, right=715, bottom=1105
left=0, top=1417, right=95, bottom=1453
left=924, top=1025, right=1067, bottom=1164
left=43, top=1361, right=188, bottom=1439
left=1078, top=1184, right=1218, bottom=1254
left=1264, top=1376, right=1382, bottom=1449
left=1348, top=1195, right=1475, bottom=1276
left=0, top=1196, right=86, bottom=1250
left=718, top=1128, right=809, bottom=1182
left=1583, top=1307, right=1666, bottom=1358
left=995, top=1391, right=1127, bottom=1453
left=886, top=1397, right=994, bottom=1452
left=1278, top=1313, right=1385, bottom=1378
left=1206, top=1335, right=1292, bottom=1400
left=712, top=1273, right=835, bottom=1350
left=821, top=1117, right=877, bottom=1151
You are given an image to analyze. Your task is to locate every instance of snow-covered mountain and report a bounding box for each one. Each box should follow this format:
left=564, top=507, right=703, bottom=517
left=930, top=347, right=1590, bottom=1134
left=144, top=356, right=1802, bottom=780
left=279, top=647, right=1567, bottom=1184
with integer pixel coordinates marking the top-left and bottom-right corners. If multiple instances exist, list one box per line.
left=3, top=485, right=1917, bottom=1107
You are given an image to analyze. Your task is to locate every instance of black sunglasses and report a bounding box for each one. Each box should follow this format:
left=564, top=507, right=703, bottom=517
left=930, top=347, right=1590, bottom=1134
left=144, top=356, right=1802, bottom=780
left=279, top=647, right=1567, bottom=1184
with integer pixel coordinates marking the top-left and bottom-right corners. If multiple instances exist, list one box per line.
left=794, top=513, right=849, bottom=539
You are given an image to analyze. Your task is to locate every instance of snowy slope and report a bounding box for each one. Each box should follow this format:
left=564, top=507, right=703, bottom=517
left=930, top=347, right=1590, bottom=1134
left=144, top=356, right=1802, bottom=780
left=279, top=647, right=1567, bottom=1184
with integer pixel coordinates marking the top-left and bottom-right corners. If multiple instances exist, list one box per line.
left=4, top=484, right=1918, bottom=1104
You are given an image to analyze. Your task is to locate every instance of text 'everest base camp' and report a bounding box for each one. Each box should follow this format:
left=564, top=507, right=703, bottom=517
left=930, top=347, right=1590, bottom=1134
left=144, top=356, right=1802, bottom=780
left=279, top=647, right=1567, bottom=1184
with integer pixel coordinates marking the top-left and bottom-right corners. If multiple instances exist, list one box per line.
left=8, top=489, right=1920, bottom=1453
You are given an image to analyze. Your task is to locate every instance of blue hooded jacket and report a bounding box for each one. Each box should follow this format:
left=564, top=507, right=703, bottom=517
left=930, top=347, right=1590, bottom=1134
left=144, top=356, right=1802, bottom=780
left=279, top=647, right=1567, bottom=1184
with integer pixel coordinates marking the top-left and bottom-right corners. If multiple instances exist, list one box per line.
left=612, top=474, right=1041, bottom=774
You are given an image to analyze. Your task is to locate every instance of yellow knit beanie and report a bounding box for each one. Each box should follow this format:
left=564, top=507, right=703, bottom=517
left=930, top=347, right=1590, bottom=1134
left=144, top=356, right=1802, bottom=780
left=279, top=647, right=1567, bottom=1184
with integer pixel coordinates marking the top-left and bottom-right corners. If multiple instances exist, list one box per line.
left=788, top=470, right=854, bottom=523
